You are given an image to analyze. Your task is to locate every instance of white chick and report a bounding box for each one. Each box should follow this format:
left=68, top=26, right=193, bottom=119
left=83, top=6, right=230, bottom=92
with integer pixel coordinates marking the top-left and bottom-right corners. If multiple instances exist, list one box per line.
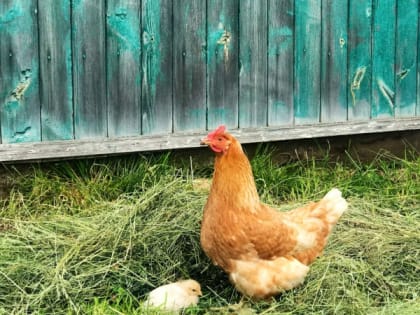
left=146, top=279, right=202, bottom=312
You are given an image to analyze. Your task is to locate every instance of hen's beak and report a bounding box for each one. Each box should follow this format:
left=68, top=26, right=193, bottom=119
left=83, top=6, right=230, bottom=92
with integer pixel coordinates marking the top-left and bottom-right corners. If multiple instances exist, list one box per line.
left=200, top=137, right=210, bottom=146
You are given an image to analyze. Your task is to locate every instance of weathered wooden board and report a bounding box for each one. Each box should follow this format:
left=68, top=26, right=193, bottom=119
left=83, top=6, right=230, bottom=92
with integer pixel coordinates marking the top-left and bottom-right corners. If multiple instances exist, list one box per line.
left=72, top=0, right=107, bottom=139
left=372, top=0, right=396, bottom=118
left=142, top=0, right=173, bottom=135
left=239, top=0, right=268, bottom=128
left=395, top=0, right=418, bottom=117
left=267, top=0, right=294, bottom=127
left=207, top=0, right=239, bottom=129
left=0, top=0, right=41, bottom=143
left=38, top=0, right=73, bottom=140
left=173, top=0, right=206, bottom=131
left=106, top=0, right=141, bottom=137
left=348, top=0, right=372, bottom=120
left=2, top=118, right=419, bottom=162
left=321, top=0, right=348, bottom=122
left=294, top=0, right=321, bottom=124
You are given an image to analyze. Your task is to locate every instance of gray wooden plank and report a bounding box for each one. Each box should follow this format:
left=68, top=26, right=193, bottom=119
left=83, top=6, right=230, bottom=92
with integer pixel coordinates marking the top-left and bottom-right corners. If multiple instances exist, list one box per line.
left=142, top=0, right=173, bottom=135
left=72, top=0, right=107, bottom=139
left=268, top=0, right=294, bottom=127
left=38, top=0, right=73, bottom=141
left=0, top=0, right=41, bottom=143
left=207, top=0, right=239, bottom=130
left=106, top=0, right=141, bottom=137
left=320, top=0, right=348, bottom=123
left=348, top=0, right=372, bottom=120
left=395, top=0, right=418, bottom=117
left=2, top=118, right=420, bottom=162
left=239, top=0, right=268, bottom=128
left=294, top=1, right=322, bottom=124
left=173, top=0, right=207, bottom=132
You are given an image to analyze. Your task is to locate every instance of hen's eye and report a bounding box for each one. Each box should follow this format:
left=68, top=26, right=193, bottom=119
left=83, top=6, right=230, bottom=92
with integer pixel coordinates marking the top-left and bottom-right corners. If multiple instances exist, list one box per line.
left=217, top=137, right=223, bottom=141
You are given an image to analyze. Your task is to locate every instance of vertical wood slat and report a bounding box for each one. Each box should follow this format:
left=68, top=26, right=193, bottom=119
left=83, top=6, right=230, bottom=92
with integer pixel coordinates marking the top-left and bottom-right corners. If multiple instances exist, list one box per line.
left=239, top=0, right=267, bottom=128
left=294, top=1, right=322, bottom=124
left=142, top=0, right=173, bottom=135
left=418, top=9, right=420, bottom=117
left=321, top=0, right=348, bottom=123
left=267, top=0, right=294, bottom=127
left=207, top=0, right=239, bottom=130
left=372, top=0, right=396, bottom=118
left=348, top=0, right=372, bottom=121
left=173, top=0, right=206, bottom=132
left=0, top=0, right=41, bottom=143
left=38, top=0, right=73, bottom=140
left=106, top=0, right=141, bottom=137
left=395, top=0, right=418, bottom=117
left=72, top=0, right=107, bottom=139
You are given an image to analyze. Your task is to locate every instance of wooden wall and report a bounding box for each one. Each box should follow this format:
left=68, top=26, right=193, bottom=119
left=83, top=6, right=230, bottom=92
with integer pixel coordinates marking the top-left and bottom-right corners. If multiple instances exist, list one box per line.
left=0, top=1, right=419, bottom=161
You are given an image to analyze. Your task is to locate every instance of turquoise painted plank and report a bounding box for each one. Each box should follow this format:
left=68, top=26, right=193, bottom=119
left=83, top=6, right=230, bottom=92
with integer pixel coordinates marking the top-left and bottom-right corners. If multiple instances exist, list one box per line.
left=0, top=0, right=41, bottom=143
left=320, top=0, right=348, bottom=123
left=395, top=0, right=418, bottom=117
left=294, top=1, right=322, bottom=124
left=72, top=0, right=107, bottom=139
left=372, top=0, right=396, bottom=118
left=38, top=0, right=73, bottom=140
left=207, top=0, right=239, bottom=130
left=348, top=0, right=372, bottom=120
left=106, top=0, right=141, bottom=137
left=173, top=0, right=207, bottom=131
left=239, top=0, right=268, bottom=128
left=268, top=0, right=294, bottom=126
left=142, top=0, right=173, bottom=134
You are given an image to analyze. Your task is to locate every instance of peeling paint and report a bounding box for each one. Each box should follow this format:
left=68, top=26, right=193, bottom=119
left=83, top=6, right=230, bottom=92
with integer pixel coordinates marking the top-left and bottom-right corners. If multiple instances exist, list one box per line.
left=107, top=7, right=140, bottom=52
left=142, top=0, right=162, bottom=99
left=377, top=78, right=395, bottom=109
left=268, top=27, right=293, bottom=56
left=10, top=69, right=32, bottom=101
left=397, top=69, right=410, bottom=81
left=13, top=126, right=32, bottom=143
left=339, top=37, right=346, bottom=48
left=350, top=66, right=366, bottom=106
left=0, top=4, right=23, bottom=32
left=207, top=11, right=230, bottom=63
left=217, top=29, right=231, bottom=60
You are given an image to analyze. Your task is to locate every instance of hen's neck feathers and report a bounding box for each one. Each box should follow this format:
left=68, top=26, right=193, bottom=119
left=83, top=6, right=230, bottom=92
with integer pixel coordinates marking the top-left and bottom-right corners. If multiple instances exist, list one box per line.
left=209, top=137, right=260, bottom=211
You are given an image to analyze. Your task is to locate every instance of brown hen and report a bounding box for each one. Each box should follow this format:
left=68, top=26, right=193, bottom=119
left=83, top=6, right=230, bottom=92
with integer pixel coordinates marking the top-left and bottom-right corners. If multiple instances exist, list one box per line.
left=200, top=125, right=348, bottom=299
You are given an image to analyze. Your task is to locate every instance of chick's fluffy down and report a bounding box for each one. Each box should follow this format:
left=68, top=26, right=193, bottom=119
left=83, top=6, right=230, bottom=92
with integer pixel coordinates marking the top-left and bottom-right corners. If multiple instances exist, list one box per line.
left=146, top=279, right=202, bottom=312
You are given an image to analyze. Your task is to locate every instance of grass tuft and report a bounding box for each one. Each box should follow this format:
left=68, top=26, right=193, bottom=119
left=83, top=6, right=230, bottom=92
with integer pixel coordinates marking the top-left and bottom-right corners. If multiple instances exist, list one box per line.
left=0, top=150, right=419, bottom=314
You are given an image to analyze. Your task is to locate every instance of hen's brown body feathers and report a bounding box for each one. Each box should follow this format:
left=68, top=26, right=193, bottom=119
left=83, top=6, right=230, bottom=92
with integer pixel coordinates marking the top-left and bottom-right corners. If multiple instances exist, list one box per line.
left=200, top=128, right=347, bottom=299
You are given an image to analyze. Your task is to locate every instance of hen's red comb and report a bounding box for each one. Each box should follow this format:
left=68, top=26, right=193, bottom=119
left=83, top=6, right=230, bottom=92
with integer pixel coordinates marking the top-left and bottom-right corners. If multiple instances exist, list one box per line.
left=207, top=125, right=226, bottom=139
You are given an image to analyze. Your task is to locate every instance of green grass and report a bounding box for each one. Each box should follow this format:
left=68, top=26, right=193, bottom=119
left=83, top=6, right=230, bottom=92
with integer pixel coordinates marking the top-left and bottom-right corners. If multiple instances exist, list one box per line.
left=0, top=149, right=419, bottom=314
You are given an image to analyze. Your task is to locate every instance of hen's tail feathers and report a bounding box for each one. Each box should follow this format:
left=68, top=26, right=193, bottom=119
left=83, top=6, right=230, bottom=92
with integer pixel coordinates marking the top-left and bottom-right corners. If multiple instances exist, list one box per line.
left=320, top=188, right=348, bottom=225
left=230, top=257, right=310, bottom=298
